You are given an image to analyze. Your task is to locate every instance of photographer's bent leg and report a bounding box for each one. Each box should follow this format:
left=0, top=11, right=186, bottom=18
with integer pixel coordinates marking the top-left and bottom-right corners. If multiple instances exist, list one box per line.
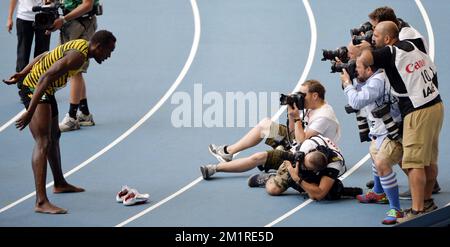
left=48, top=112, right=84, bottom=194
left=266, top=162, right=290, bottom=196
left=29, top=104, right=67, bottom=214
left=265, top=178, right=286, bottom=196
left=216, top=152, right=268, bottom=173
left=227, top=118, right=273, bottom=154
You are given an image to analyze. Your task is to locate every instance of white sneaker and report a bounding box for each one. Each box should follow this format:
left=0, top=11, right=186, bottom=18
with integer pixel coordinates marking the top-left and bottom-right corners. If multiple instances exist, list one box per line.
left=200, top=164, right=217, bottom=180
left=77, top=112, right=95, bottom=126
left=208, top=144, right=233, bottom=163
left=122, top=189, right=150, bottom=206
left=116, top=185, right=131, bottom=203
left=59, top=113, right=80, bottom=132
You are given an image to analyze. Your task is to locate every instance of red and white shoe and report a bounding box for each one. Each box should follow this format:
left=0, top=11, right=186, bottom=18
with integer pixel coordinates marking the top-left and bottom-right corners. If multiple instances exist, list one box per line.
left=122, top=189, right=150, bottom=206
left=116, top=185, right=131, bottom=203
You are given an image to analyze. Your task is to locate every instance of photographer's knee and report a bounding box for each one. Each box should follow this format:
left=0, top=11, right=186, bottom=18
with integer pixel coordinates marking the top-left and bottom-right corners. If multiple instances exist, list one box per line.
left=250, top=152, right=267, bottom=165
left=265, top=178, right=283, bottom=196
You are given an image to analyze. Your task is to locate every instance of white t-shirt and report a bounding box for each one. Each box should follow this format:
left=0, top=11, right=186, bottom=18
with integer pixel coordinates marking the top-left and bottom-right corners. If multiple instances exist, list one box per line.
left=16, top=0, right=43, bottom=21
left=302, top=103, right=341, bottom=143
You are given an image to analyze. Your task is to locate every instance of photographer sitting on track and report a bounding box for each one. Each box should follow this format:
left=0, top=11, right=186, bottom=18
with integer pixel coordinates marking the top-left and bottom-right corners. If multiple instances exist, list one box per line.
left=200, top=80, right=340, bottom=181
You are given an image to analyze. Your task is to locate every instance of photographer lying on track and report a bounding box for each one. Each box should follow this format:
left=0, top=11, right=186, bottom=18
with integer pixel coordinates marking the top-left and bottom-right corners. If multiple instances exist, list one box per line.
left=200, top=80, right=340, bottom=181
left=261, top=135, right=361, bottom=200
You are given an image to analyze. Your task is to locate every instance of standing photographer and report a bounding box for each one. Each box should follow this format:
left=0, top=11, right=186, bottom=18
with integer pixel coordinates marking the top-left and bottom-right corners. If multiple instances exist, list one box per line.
left=366, top=6, right=441, bottom=198
left=340, top=49, right=403, bottom=225
left=366, top=21, right=443, bottom=222
left=201, top=80, right=340, bottom=180
left=47, top=0, right=100, bottom=132
left=6, top=0, right=51, bottom=90
left=264, top=135, right=360, bottom=201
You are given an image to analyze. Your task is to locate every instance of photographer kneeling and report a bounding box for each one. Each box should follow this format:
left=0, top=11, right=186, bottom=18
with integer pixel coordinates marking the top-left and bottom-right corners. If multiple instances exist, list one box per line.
left=264, top=135, right=361, bottom=200
left=340, top=47, right=403, bottom=224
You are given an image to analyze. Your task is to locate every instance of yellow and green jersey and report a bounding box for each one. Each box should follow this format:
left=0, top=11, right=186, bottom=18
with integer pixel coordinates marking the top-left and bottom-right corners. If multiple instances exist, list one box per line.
left=23, top=39, right=88, bottom=95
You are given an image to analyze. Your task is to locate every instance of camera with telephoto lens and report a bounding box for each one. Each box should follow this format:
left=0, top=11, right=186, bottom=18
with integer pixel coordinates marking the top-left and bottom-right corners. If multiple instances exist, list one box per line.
left=321, top=46, right=349, bottom=63
left=32, top=1, right=62, bottom=30
left=371, top=103, right=400, bottom=140
left=352, top=30, right=373, bottom=45
left=330, top=60, right=357, bottom=81
left=344, top=104, right=371, bottom=142
left=280, top=151, right=306, bottom=169
left=350, top=21, right=373, bottom=36
left=280, top=92, right=306, bottom=110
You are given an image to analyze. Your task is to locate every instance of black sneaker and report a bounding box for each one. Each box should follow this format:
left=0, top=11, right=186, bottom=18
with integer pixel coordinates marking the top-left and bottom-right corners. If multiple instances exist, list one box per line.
left=400, top=181, right=441, bottom=200
left=247, top=173, right=274, bottom=188
left=342, top=187, right=363, bottom=198
left=423, top=198, right=438, bottom=213
left=366, top=180, right=374, bottom=189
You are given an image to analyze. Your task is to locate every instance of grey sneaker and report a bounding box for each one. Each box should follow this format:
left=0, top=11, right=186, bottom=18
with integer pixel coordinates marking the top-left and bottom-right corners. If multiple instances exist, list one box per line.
left=200, top=164, right=217, bottom=180
left=208, top=144, right=233, bottom=163
left=423, top=198, right=438, bottom=213
left=248, top=173, right=274, bottom=188
left=77, top=113, right=95, bottom=126
left=399, top=181, right=441, bottom=200
left=59, top=113, right=80, bottom=132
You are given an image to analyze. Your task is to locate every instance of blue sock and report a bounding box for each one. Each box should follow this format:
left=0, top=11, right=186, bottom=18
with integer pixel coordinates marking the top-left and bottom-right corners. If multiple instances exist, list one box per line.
left=380, top=171, right=400, bottom=210
left=372, top=163, right=384, bottom=194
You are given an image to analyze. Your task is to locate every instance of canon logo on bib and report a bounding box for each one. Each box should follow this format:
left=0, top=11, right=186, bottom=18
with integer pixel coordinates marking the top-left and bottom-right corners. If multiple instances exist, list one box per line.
left=405, top=59, right=426, bottom=73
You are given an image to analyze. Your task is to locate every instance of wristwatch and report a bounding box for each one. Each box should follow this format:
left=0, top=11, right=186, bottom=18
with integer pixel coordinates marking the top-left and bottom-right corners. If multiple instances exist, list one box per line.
left=61, top=16, right=67, bottom=24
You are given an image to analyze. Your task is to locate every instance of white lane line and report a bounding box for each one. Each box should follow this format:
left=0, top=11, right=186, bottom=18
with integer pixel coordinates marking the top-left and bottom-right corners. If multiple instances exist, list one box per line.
left=272, top=0, right=316, bottom=122
left=116, top=177, right=203, bottom=227
left=0, top=0, right=201, bottom=214
left=116, top=0, right=316, bottom=227
left=265, top=154, right=371, bottom=227
left=0, top=109, right=26, bottom=133
left=265, top=0, right=437, bottom=227
left=415, top=0, right=435, bottom=61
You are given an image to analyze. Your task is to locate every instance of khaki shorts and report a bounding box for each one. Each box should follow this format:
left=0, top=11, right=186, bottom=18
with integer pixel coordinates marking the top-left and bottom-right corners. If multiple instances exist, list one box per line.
left=369, top=138, right=403, bottom=166
left=268, top=161, right=291, bottom=192
left=264, top=149, right=286, bottom=170
left=402, top=102, right=444, bottom=169
left=264, top=122, right=295, bottom=148
left=60, top=16, right=97, bottom=72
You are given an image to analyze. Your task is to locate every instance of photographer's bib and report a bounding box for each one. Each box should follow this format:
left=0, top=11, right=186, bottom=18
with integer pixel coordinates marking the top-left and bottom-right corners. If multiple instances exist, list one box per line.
left=389, top=43, right=439, bottom=108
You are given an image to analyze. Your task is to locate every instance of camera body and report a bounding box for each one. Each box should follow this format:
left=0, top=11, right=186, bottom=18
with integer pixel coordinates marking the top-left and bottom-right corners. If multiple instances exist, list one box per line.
left=32, top=1, right=62, bottom=30
left=330, top=60, right=357, bottom=81
left=350, top=21, right=373, bottom=36
left=280, top=92, right=305, bottom=110
left=281, top=151, right=306, bottom=169
left=344, top=104, right=371, bottom=142
left=371, top=103, right=400, bottom=140
left=352, top=30, right=373, bottom=45
left=321, top=46, right=349, bottom=63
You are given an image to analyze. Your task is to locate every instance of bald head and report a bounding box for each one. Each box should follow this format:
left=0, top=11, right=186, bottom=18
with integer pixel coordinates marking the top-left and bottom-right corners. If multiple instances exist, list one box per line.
left=305, top=151, right=327, bottom=172
left=372, top=21, right=399, bottom=48
left=376, top=21, right=399, bottom=39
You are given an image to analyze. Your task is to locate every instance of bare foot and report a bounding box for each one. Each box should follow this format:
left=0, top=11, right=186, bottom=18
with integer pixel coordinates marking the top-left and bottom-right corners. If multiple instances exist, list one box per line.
left=53, top=183, right=85, bottom=193
left=35, top=201, right=68, bottom=214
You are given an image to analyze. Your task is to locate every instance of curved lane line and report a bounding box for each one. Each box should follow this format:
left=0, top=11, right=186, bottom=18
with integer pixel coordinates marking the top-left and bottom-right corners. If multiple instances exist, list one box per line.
left=116, top=0, right=316, bottom=227
left=265, top=0, right=437, bottom=227
left=0, top=0, right=201, bottom=214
